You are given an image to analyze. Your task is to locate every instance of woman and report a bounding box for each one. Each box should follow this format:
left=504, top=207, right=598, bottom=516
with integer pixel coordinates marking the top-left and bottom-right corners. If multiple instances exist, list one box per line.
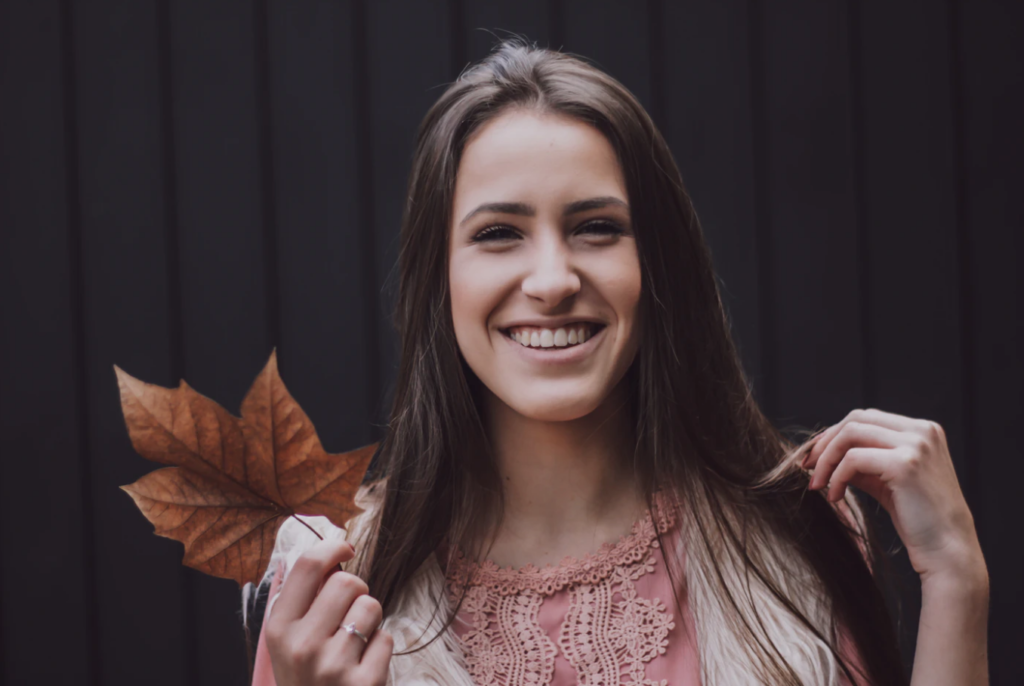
left=243, top=38, right=989, bottom=686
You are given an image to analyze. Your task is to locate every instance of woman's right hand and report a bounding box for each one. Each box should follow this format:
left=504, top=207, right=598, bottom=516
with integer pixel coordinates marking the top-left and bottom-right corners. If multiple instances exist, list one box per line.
left=263, top=537, right=393, bottom=686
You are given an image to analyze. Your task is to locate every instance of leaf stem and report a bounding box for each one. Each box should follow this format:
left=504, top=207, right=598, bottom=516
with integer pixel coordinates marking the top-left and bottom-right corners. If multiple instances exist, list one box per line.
left=290, top=513, right=324, bottom=540
left=289, top=514, right=346, bottom=573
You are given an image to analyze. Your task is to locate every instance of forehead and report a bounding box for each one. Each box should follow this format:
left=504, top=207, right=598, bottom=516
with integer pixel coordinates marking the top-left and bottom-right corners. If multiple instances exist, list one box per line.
left=453, top=109, right=627, bottom=210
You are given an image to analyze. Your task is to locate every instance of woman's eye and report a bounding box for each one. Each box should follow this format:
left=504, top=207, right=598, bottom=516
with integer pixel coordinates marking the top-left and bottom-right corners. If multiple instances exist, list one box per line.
left=471, top=220, right=625, bottom=244
left=577, top=220, right=625, bottom=237
left=471, top=225, right=519, bottom=243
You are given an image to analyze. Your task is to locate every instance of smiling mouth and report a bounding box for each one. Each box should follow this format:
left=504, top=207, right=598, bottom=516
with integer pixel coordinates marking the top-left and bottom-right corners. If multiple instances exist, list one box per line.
left=499, top=322, right=607, bottom=349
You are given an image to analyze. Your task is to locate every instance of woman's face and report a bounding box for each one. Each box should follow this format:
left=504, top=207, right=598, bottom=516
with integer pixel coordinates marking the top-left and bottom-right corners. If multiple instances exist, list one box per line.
left=448, top=108, right=642, bottom=422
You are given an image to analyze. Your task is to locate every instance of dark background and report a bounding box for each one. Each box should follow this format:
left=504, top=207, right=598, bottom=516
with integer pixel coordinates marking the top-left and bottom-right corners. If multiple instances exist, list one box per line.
left=2, top=0, right=1021, bottom=684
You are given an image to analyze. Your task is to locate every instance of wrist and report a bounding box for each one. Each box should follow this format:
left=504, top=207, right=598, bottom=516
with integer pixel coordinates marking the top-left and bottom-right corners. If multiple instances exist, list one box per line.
left=920, top=547, right=990, bottom=599
left=917, top=521, right=988, bottom=583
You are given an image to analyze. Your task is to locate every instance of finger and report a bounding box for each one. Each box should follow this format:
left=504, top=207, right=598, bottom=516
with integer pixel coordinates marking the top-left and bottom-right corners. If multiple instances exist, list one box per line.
left=302, top=570, right=370, bottom=640
left=824, top=447, right=893, bottom=503
left=353, top=629, right=394, bottom=686
left=806, top=419, right=910, bottom=473
left=849, top=408, right=939, bottom=440
left=802, top=421, right=845, bottom=468
left=805, top=408, right=926, bottom=468
left=331, top=593, right=384, bottom=664
left=271, top=537, right=355, bottom=623
left=808, top=422, right=909, bottom=491
left=360, top=626, right=392, bottom=665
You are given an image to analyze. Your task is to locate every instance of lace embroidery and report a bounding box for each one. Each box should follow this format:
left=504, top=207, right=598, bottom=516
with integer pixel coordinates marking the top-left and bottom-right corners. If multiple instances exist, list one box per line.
left=446, top=496, right=678, bottom=686
left=457, top=585, right=558, bottom=686
left=558, top=565, right=674, bottom=685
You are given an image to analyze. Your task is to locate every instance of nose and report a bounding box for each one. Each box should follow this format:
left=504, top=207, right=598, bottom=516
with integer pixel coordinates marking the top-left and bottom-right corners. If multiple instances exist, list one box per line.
left=520, top=233, right=581, bottom=306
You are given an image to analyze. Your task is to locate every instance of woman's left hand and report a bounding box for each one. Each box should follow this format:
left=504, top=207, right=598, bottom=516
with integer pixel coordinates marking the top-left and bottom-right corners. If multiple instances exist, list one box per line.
left=802, top=408, right=986, bottom=583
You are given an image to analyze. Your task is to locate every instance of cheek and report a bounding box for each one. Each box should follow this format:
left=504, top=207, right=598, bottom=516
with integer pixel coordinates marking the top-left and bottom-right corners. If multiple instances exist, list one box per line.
left=448, top=256, right=500, bottom=341
left=597, top=253, right=643, bottom=362
left=595, top=251, right=642, bottom=319
left=621, top=264, right=643, bottom=309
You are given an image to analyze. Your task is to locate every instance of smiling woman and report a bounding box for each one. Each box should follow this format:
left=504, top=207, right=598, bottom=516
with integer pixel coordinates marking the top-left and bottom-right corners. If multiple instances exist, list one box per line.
left=238, top=37, right=981, bottom=686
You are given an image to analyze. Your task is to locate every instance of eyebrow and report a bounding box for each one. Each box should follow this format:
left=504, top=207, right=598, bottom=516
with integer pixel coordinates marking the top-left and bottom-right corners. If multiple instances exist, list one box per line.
left=458, top=196, right=629, bottom=227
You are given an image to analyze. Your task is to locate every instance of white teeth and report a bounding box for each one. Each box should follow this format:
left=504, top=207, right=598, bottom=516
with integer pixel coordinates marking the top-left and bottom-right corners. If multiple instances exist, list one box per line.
left=507, top=323, right=599, bottom=348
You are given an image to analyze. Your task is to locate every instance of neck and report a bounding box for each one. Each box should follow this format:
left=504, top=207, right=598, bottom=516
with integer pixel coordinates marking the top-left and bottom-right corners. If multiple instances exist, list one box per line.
left=478, top=376, right=645, bottom=567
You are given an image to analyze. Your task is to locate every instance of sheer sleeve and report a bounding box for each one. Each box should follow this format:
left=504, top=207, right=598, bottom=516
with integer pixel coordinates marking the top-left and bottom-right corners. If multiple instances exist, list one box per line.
left=248, top=561, right=285, bottom=686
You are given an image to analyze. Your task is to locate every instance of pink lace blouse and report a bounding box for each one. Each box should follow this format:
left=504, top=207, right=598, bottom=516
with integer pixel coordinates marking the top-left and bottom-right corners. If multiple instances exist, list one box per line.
left=249, top=499, right=872, bottom=686
left=442, top=499, right=701, bottom=686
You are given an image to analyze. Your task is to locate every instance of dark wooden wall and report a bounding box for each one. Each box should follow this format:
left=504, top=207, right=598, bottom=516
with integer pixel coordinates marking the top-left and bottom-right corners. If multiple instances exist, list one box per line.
left=1, top=1, right=1020, bottom=684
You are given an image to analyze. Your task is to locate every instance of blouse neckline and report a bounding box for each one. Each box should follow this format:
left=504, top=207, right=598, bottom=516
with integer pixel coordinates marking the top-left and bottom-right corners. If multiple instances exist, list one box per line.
left=444, top=492, right=678, bottom=597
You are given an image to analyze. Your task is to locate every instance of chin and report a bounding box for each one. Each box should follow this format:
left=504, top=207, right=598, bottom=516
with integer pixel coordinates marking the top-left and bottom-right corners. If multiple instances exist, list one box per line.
left=506, top=393, right=603, bottom=422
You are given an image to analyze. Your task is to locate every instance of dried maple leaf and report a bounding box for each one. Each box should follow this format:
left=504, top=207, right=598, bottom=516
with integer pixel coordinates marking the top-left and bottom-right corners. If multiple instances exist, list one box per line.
left=115, top=349, right=377, bottom=587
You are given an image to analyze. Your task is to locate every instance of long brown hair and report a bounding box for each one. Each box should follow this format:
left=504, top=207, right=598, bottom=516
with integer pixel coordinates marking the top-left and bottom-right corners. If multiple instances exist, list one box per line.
left=355, top=37, right=906, bottom=685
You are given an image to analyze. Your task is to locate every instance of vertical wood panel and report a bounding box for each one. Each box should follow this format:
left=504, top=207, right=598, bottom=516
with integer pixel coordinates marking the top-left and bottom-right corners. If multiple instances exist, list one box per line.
left=661, top=0, right=762, bottom=386
left=754, top=0, right=863, bottom=424
left=165, top=0, right=271, bottom=682
left=71, top=1, right=189, bottom=683
left=956, top=2, right=1024, bottom=683
left=365, top=0, right=454, bottom=422
left=0, top=1, right=93, bottom=683
left=266, top=2, right=374, bottom=453
left=561, top=0, right=652, bottom=112
left=855, top=0, right=964, bottom=668
left=857, top=2, right=963, bottom=469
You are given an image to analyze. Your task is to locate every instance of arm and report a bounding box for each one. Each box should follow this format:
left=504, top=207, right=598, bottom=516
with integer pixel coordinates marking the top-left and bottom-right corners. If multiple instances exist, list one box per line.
left=833, top=496, right=990, bottom=686
left=910, top=546, right=990, bottom=686
left=804, top=409, right=990, bottom=686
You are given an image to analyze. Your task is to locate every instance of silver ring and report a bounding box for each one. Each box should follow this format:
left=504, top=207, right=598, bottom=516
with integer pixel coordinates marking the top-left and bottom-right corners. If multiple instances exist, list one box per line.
left=342, top=622, right=369, bottom=643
